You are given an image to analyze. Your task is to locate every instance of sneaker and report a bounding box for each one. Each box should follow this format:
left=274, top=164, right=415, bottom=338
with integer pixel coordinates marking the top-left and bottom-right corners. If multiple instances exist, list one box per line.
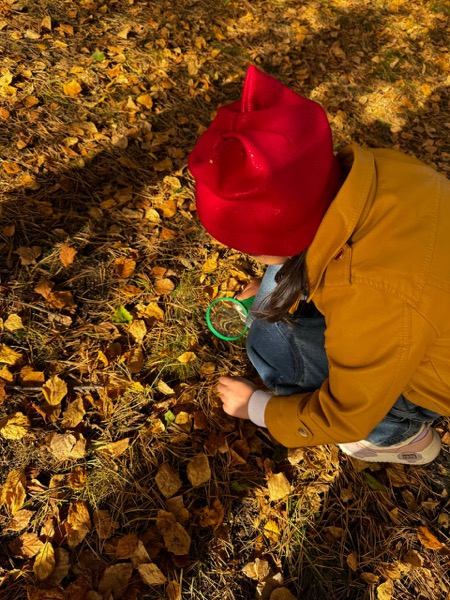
left=338, top=424, right=441, bottom=465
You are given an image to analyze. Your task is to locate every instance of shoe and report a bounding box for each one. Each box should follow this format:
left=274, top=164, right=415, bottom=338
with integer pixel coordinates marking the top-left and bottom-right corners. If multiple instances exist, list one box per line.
left=338, top=424, right=441, bottom=465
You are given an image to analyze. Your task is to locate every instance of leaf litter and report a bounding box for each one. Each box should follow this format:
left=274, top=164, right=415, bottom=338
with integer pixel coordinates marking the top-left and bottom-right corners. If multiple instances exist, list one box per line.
left=0, top=0, right=449, bottom=598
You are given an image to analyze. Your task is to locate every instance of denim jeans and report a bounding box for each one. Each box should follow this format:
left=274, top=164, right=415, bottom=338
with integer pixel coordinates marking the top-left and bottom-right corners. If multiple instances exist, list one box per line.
left=246, top=265, right=440, bottom=446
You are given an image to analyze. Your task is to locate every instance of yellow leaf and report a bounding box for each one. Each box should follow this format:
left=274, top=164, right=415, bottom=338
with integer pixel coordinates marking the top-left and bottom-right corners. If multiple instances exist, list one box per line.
left=154, top=278, right=174, bottom=296
left=139, top=301, right=165, bottom=321
left=9, top=532, right=43, bottom=558
left=19, top=366, right=45, bottom=386
left=23, top=96, right=39, bottom=108
left=41, top=15, right=52, bottom=30
left=417, top=526, right=444, bottom=550
left=177, top=352, right=197, bottom=364
left=48, top=432, right=86, bottom=460
left=60, top=242, right=77, bottom=267
left=63, top=80, right=82, bottom=97
left=136, top=93, right=153, bottom=109
left=202, top=252, right=219, bottom=273
left=160, top=227, right=176, bottom=241
left=59, top=23, right=74, bottom=36
left=128, top=319, right=147, bottom=343
left=420, top=84, right=432, bottom=96
left=126, top=347, right=144, bottom=373
left=267, top=472, right=291, bottom=501
left=0, top=107, right=10, bottom=119
left=97, top=438, right=130, bottom=458
left=33, top=542, right=55, bottom=581
left=263, top=519, right=280, bottom=543
left=117, top=25, right=132, bottom=39
left=155, top=463, right=182, bottom=498
left=187, top=453, right=211, bottom=487
left=4, top=509, right=35, bottom=532
left=115, top=257, right=136, bottom=278
left=66, top=501, right=91, bottom=549
left=0, top=345, right=23, bottom=366
left=0, top=365, right=13, bottom=382
left=61, top=397, right=85, bottom=428
left=138, top=563, right=167, bottom=585
left=42, top=375, right=67, bottom=405
left=67, top=466, right=87, bottom=490
left=156, top=380, right=175, bottom=395
left=0, top=412, right=30, bottom=440
left=154, top=158, right=173, bottom=172
left=4, top=314, right=24, bottom=331
left=3, top=162, right=21, bottom=174
left=376, top=579, right=394, bottom=600
left=1, top=469, right=26, bottom=515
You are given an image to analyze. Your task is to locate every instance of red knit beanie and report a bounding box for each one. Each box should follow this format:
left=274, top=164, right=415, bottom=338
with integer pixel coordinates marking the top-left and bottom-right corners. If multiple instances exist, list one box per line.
left=188, top=65, right=341, bottom=256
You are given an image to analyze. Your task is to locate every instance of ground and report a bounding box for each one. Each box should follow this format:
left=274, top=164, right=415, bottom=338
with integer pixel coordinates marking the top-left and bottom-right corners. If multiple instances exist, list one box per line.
left=0, top=0, right=449, bottom=599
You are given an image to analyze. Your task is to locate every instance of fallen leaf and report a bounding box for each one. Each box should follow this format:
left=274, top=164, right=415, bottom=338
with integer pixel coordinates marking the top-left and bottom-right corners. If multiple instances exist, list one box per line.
left=138, top=562, right=167, bottom=585
left=128, top=319, right=147, bottom=343
left=9, top=532, right=43, bottom=558
left=93, top=509, right=119, bottom=539
left=5, top=509, right=35, bottom=532
left=401, top=549, right=424, bottom=567
left=202, top=252, right=219, bottom=273
left=1, top=469, right=26, bottom=515
left=360, top=572, right=380, bottom=585
left=136, top=94, right=153, bottom=109
left=242, top=558, right=270, bottom=582
left=162, top=521, right=191, bottom=555
left=347, top=552, right=358, bottom=572
left=130, top=540, right=151, bottom=567
left=97, top=438, right=130, bottom=458
left=116, top=533, right=139, bottom=559
left=67, top=466, right=87, bottom=490
left=63, top=80, right=82, bottom=97
left=269, top=588, right=297, bottom=600
left=166, top=581, right=182, bottom=600
left=2, top=224, right=15, bottom=236
left=34, top=541, right=55, bottom=581
left=3, top=162, right=21, bottom=174
left=0, top=345, right=23, bottom=366
left=126, top=347, right=144, bottom=373
left=417, top=526, right=444, bottom=550
left=42, top=375, right=68, bottom=406
left=157, top=380, right=175, bottom=395
left=4, top=314, right=24, bottom=331
left=177, top=352, right=197, bottom=364
left=20, top=366, right=45, bottom=386
left=154, top=278, right=175, bottom=295
left=98, top=563, right=133, bottom=598
left=198, top=497, right=224, bottom=530
left=47, top=547, right=70, bottom=585
left=61, top=396, right=86, bottom=428
left=60, top=242, right=77, bottom=267
left=139, top=301, right=165, bottom=321
left=376, top=579, right=394, bottom=600
left=267, top=473, right=291, bottom=501
left=0, top=412, right=30, bottom=439
left=155, top=462, right=182, bottom=498
left=115, top=257, right=136, bottom=278
left=16, top=246, right=41, bottom=265
left=66, top=501, right=91, bottom=549
left=187, top=454, right=211, bottom=487
left=48, top=432, right=86, bottom=460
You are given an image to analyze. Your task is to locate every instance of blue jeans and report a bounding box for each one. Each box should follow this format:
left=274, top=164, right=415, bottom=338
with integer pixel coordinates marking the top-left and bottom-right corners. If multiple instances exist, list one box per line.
left=246, top=266, right=440, bottom=446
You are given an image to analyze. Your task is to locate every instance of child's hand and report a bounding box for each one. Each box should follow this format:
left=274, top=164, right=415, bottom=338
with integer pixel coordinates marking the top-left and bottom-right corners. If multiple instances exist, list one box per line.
left=217, top=376, right=258, bottom=420
left=235, top=278, right=262, bottom=301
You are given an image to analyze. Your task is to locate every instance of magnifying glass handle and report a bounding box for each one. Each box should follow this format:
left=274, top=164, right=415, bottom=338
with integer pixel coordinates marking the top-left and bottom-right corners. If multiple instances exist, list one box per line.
left=237, top=296, right=255, bottom=310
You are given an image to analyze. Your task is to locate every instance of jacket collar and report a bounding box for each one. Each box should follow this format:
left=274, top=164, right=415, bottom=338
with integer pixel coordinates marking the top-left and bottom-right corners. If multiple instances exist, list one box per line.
left=306, top=144, right=376, bottom=299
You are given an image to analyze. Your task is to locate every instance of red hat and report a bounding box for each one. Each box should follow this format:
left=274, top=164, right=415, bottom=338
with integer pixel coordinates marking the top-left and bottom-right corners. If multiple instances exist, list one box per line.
left=188, top=65, right=341, bottom=256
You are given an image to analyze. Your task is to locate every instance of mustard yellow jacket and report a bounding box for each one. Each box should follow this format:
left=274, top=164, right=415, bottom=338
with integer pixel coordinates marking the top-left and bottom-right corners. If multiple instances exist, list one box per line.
left=265, top=144, right=450, bottom=447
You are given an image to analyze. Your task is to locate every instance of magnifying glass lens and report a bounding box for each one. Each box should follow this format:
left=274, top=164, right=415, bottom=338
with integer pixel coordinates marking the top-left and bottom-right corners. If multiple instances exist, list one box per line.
left=208, top=300, right=248, bottom=339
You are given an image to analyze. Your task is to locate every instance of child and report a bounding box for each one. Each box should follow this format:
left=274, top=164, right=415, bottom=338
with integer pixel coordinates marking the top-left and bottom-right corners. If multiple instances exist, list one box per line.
left=188, top=65, right=450, bottom=465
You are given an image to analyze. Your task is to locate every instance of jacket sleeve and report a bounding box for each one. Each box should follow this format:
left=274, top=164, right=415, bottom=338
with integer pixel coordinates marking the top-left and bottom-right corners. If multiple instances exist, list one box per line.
left=264, top=285, right=436, bottom=447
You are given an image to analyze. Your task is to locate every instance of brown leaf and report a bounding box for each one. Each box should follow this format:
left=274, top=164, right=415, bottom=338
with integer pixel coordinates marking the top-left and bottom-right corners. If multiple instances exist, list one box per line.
left=16, top=246, right=42, bottom=265
left=19, top=366, right=45, bottom=386
left=269, top=589, right=297, bottom=600
left=128, top=319, right=147, bottom=343
left=93, top=509, right=119, bottom=539
left=155, top=463, right=182, bottom=498
left=34, top=278, right=54, bottom=299
left=5, top=509, right=35, bottom=532
left=130, top=540, right=151, bottom=567
left=417, top=526, right=444, bottom=550
left=42, top=375, right=67, bottom=406
left=116, top=533, right=139, bottom=559
left=187, top=454, right=211, bottom=487
left=198, top=498, right=224, bottom=531
left=401, top=549, right=424, bottom=567
left=126, top=347, right=144, bottom=373
left=267, top=473, right=291, bottom=501
left=154, top=278, right=174, bottom=295
left=9, top=532, right=44, bottom=558
left=34, top=541, right=55, bottom=581
left=1, top=469, right=26, bottom=515
left=138, top=562, right=167, bottom=585
left=242, top=558, right=270, bottom=582
left=115, top=257, right=136, bottom=278
left=61, top=396, right=86, bottom=428
left=162, top=522, right=191, bottom=555
left=60, top=242, right=77, bottom=267
left=98, top=563, right=133, bottom=598
left=347, top=552, right=358, bottom=572
left=167, top=581, right=182, bottom=600
left=47, top=547, right=70, bottom=585
left=48, top=432, right=86, bottom=460
left=0, top=412, right=30, bottom=439
left=66, top=501, right=91, bottom=549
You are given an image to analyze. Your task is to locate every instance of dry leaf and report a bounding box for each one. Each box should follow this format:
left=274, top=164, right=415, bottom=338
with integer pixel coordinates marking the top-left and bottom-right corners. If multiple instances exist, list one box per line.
left=130, top=540, right=151, bottom=567
left=198, top=498, right=224, bottom=530
left=177, top=352, right=197, bottom=364
left=202, top=252, right=219, bottom=273
left=139, top=301, right=165, bottom=321
left=269, top=589, right=297, bottom=600
left=9, top=532, right=43, bottom=558
left=347, top=552, right=358, bottom=572
left=0, top=345, right=23, bottom=366
left=267, top=473, right=291, bottom=501
left=1, top=469, right=26, bottom=515
left=42, top=375, right=68, bottom=406
left=93, top=509, right=119, bottom=539
left=376, top=579, right=394, bottom=600
left=5, top=509, right=35, bottom=532
left=187, top=454, right=211, bottom=487
left=2, top=224, right=15, bottom=236
left=0, top=412, right=30, bottom=439
left=138, top=562, right=167, bottom=585
left=116, top=533, right=139, bottom=559
left=63, top=80, right=82, bottom=96
left=360, top=572, right=380, bottom=585
left=16, top=246, right=41, bottom=265
left=126, top=347, right=144, bottom=373
left=67, top=501, right=91, bottom=549
left=136, top=94, right=153, bottom=109
left=162, top=522, right=191, bottom=555
left=4, top=314, right=24, bottom=331
left=60, top=242, right=77, bottom=267
left=34, top=541, right=55, bottom=581
left=242, top=558, right=270, bottom=581
left=48, top=432, right=86, bottom=460
left=417, top=526, right=444, bottom=550
left=154, top=278, right=175, bottom=295
left=264, top=519, right=280, bottom=543
left=67, top=466, right=87, bottom=490
left=167, top=581, right=182, bottom=600
left=401, top=549, right=424, bottom=567
left=47, top=547, right=70, bottom=585
left=115, top=257, right=136, bottom=278
left=61, top=396, right=86, bottom=428
left=128, top=319, right=147, bottom=343
left=97, top=563, right=133, bottom=599
left=3, top=162, right=21, bottom=174
left=155, top=462, right=182, bottom=498
left=97, top=438, right=130, bottom=458
left=157, top=380, right=175, bottom=395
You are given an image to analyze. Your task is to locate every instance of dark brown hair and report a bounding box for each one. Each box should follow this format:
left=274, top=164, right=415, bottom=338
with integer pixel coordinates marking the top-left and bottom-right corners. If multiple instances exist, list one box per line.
left=254, top=250, right=309, bottom=323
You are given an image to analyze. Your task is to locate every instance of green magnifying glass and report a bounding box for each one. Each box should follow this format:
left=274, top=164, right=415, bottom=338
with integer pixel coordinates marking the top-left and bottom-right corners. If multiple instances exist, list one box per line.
left=206, top=296, right=255, bottom=341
